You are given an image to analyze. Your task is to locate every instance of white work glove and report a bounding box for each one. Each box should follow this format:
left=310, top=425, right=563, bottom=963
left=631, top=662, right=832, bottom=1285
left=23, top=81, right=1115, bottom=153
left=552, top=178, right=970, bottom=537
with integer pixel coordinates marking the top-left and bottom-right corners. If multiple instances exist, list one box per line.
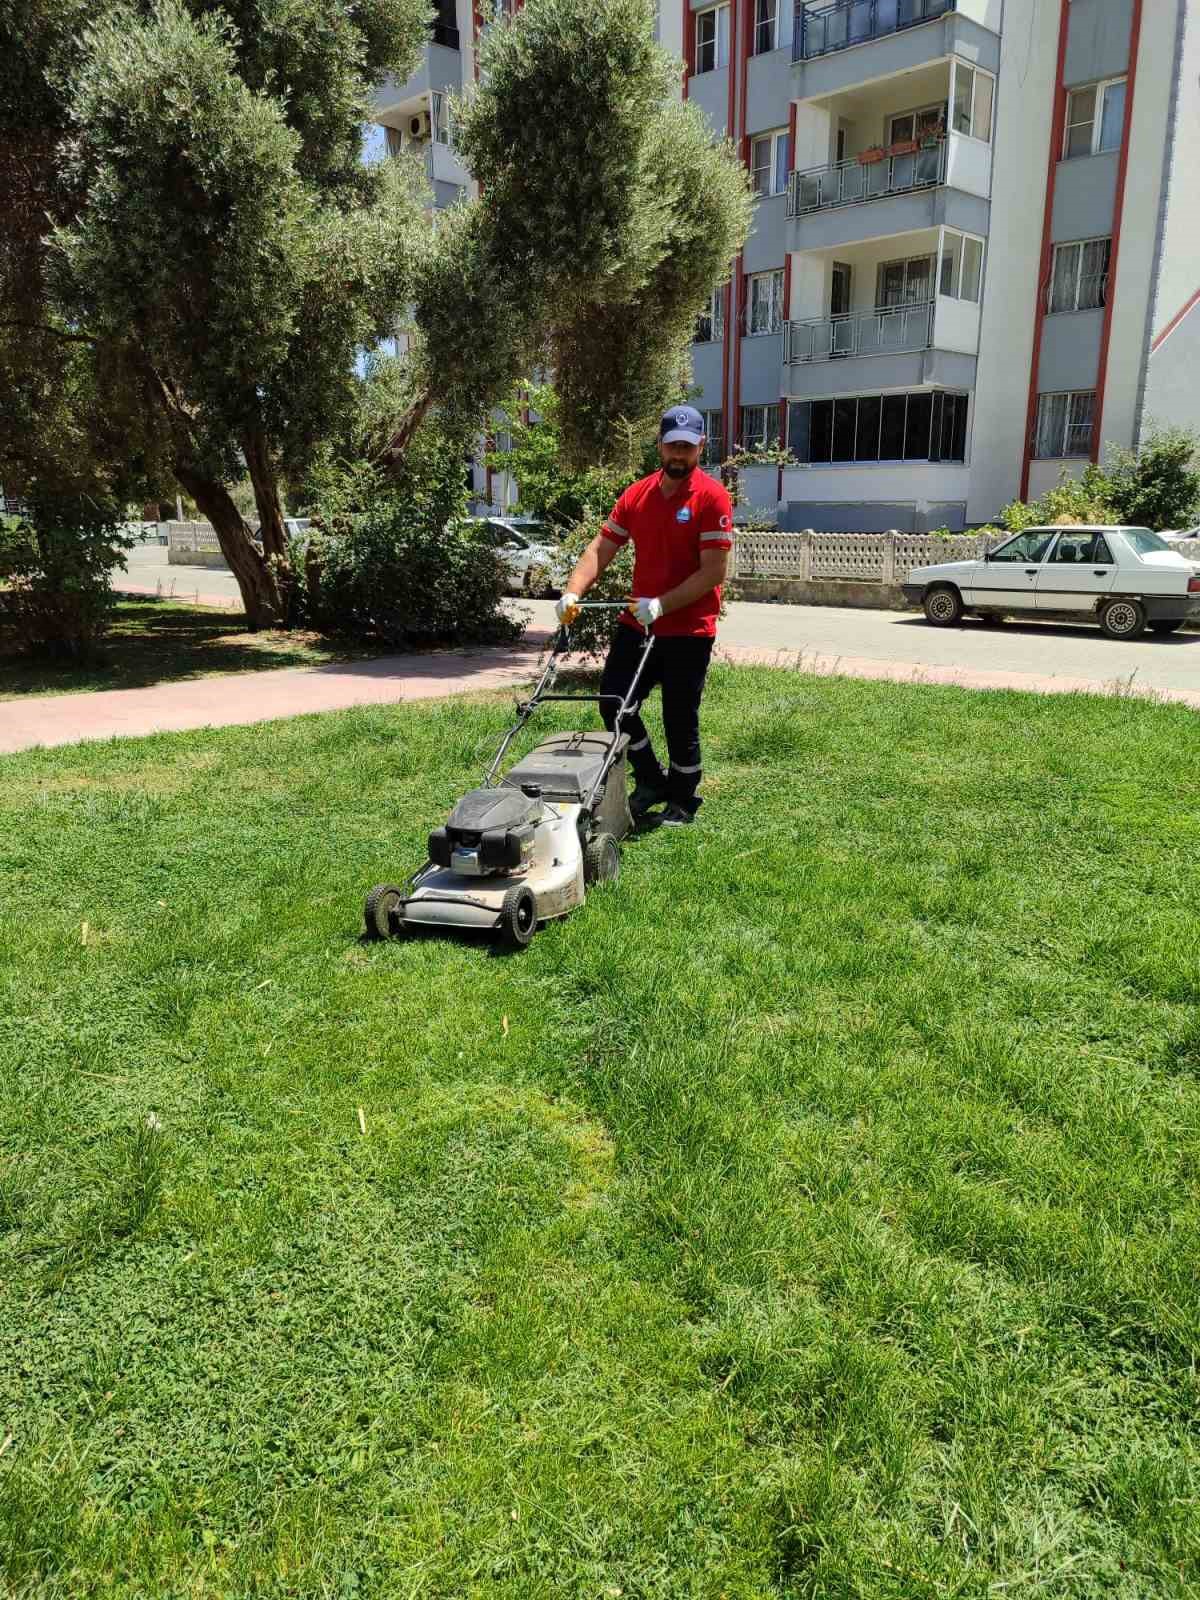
left=629, top=596, right=663, bottom=628
left=555, top=591, right=581, bottom=625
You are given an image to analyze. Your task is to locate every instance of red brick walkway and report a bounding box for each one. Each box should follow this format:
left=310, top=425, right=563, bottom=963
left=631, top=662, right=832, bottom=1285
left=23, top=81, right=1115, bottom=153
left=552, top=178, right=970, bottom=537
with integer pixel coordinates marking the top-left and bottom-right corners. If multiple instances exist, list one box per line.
left=3, top=630, right=1196, bottom=758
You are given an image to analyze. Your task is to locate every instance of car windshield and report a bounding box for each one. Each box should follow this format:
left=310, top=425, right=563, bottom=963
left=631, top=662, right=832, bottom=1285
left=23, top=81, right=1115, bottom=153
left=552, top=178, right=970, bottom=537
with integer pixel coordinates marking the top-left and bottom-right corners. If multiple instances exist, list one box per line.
left=1122, top=528, right=1171, bottom=556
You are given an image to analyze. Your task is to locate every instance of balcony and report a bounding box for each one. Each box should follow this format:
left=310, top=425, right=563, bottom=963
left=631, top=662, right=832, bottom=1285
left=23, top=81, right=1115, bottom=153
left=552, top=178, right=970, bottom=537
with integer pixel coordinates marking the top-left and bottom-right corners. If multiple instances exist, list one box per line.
left=791, top=0, right=997, bottom=102
left=784, top=292, right=980, bottom=396
left=787, top=299, right=935, bottom=362
left=790, top=137, right=946, bottom=216
left=793, top=0, right=955, bottom=63
left=373, top=42, right=462, bottom=118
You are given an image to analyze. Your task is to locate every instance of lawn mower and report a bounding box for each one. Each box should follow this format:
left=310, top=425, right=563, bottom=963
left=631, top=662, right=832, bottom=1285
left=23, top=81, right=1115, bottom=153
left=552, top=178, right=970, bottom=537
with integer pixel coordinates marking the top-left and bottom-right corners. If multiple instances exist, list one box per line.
left=363, top=603, right=654, bottom=950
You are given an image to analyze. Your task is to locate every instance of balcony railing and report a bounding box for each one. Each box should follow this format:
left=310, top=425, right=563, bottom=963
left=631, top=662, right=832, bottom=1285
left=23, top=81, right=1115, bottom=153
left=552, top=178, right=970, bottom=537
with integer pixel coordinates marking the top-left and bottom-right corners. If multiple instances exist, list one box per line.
left=785, top=300, right=935, bottom=363
left=793, top=0, right=955, bottom=62
left=789, top=137, right=946, bottom=216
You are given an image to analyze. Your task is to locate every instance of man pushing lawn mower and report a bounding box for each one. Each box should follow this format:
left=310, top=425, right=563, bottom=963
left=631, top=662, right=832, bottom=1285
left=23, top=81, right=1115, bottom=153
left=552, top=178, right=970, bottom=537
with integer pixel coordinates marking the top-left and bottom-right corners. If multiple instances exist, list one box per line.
left=556, top=404, right=734, bottom=827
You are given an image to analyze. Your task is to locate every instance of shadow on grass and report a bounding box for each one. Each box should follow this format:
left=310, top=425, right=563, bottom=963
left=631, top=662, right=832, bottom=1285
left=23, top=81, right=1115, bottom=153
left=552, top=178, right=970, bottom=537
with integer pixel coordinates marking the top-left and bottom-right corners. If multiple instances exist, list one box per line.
left=0, top=598, right=376, bottom=700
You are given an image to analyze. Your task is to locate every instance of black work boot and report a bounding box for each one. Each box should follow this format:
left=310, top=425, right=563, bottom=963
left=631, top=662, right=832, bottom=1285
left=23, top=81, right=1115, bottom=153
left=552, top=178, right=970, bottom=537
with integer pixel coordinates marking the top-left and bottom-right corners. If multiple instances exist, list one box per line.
left=630, top=777, right=669, bottom=819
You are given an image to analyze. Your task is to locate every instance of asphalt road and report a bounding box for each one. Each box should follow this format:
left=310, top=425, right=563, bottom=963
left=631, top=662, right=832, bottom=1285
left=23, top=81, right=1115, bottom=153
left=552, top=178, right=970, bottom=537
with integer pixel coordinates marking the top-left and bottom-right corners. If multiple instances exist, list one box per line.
left=116, top=544, right=1200, bottom=700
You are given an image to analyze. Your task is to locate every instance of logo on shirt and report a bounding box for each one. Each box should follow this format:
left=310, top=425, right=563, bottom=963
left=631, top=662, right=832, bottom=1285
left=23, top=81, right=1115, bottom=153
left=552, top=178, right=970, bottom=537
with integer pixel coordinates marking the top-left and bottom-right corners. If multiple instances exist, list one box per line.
left=675, top=505, right=692, bottom=523
left=719, top=513, right=732, bottom=531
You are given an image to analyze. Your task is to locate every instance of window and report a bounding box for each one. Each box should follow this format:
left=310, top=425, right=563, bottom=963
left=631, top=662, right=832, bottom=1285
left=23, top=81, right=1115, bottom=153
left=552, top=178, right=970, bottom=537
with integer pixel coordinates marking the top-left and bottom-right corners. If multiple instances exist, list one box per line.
left=788, top=392, right=969, bottom=464
left=748, top=269, right=785, bottom=334
left=990, top=530, right=1056, bottom=564
left=1034, top=390, right=1096, bottom=457
left=1050, top=530, right=1113, bottom=565
left=888, top=103, right=945, bottom=144
left=739, top=404, right=781, bottom=449
left=696, top=4, right=731, bottom=73
left=952, top=64, right=994, bottom=141
left=1048, top=237, right=1111, bottom=313
left=431, top=0, right=459, bottom=48
left=701, top=411, right=724, bottom=466
left=1064, top=78, right=1126, bottom=158
left=750, top=130, right=789, bottom=197
left=753, top=0, right=778, bottom=54
left=1123, top=529, right=1170, bottom=556
left=877, top=255, right=934, bottom=307
left=431, top=91, right=454, bottom=147
left=939, top=232, right=984, bottom=302
left=695, top=286, right=726, bottom=343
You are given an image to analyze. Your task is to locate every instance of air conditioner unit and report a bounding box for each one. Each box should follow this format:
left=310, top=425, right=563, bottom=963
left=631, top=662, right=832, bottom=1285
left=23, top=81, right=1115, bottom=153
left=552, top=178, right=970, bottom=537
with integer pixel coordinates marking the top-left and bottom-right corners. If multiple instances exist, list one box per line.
left=408, top=110, right=431, bottom=141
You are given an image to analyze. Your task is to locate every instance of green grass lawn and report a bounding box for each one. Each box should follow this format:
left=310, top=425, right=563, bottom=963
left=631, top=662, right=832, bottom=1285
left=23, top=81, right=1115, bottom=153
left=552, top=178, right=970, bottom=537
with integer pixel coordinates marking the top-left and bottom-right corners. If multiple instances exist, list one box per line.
left=1, top=666, right=1198, bottom=1598
left=0, top=600, right=375, bottom=699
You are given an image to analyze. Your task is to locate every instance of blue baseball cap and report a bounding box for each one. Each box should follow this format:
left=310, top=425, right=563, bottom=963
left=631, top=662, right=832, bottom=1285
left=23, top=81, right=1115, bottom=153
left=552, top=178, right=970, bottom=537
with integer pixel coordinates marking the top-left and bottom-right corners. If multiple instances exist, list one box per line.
left=659, top=404, right=705, bottom=446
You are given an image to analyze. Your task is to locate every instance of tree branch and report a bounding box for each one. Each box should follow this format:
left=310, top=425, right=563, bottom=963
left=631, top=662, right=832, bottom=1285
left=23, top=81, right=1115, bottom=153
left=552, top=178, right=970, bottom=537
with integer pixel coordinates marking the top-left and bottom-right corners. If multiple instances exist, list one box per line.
left=0, top=320, right=97, bottom=346
left=379, top=392, right=433, bottom=462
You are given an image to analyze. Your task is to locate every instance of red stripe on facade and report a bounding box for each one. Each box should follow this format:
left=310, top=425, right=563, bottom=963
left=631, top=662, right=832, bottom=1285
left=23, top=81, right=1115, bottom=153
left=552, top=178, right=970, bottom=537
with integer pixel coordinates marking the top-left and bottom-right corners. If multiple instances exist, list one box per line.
left=1151, top=287, right=1200, bottom=352
left=729, top=0, right=754, bottom=452
left=1019, top=0, right=1073, bottom=501
left=781, top=99, right=797, bottom=490
left=1092, top=0, right=1144, bottom=460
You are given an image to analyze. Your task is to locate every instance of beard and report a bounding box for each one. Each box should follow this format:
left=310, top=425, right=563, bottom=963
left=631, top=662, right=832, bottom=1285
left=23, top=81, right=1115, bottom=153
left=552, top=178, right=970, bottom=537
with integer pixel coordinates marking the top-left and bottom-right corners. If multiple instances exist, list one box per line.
left=663, top=459, right=691, bottom=479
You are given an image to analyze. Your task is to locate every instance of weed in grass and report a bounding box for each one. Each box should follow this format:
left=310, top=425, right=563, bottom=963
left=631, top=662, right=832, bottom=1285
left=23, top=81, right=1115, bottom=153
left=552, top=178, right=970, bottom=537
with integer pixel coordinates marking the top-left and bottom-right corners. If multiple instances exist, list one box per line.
left=22, top=1120, right=169, bottom=1292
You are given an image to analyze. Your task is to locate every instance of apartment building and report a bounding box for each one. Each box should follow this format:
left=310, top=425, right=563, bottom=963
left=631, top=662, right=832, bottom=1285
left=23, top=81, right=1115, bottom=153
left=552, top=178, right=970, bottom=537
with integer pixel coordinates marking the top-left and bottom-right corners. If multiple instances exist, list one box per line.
left=674, top=0, right=1199, bottom=529
left=371, top=1, right=1198, bottom=531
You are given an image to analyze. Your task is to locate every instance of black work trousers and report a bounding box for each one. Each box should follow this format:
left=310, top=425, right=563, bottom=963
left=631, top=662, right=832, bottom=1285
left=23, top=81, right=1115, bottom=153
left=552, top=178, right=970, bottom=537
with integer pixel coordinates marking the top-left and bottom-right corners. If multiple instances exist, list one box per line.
left=599, top=626, right=715, bottom=811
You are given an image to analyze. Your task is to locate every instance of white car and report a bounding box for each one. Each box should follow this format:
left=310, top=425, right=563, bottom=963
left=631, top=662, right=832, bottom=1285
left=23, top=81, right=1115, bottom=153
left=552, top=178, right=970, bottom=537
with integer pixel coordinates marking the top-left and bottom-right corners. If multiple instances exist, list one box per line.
left=902, top=525, right=1200, bottom=639
left=469, top=517, right=566, bottom=596
left=1160, top=525, right=1200, bottom=544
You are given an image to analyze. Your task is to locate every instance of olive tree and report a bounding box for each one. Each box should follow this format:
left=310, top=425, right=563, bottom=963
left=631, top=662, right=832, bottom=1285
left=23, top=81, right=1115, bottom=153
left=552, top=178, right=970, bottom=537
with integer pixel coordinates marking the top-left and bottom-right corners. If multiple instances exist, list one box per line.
left=2, top=0, right=751, bottom=628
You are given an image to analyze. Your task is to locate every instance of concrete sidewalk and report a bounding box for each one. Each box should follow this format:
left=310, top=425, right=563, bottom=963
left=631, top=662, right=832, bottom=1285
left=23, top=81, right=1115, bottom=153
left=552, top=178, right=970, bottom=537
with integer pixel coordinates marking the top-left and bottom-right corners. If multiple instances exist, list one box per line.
left=3, top=627, right=1198, bottom=758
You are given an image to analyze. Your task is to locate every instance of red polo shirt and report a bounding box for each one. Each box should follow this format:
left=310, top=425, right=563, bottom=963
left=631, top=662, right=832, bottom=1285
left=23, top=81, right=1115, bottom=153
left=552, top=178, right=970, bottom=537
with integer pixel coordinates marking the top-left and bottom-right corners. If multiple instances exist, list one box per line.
left=602, top=468, right=734, bottom=638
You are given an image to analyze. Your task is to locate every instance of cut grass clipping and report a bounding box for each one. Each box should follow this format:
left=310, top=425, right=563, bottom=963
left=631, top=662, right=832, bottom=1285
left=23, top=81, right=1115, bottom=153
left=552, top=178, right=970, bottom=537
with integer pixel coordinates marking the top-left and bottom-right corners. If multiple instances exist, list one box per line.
left=0, top=665, right=1198, bottom=1597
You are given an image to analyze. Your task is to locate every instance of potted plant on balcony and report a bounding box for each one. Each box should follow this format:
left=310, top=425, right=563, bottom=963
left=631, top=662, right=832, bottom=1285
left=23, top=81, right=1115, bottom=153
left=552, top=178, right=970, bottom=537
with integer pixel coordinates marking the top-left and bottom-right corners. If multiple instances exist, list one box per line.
left=887, top=138, right=920, bottom=156
left=858, top=144, right=885, bottom=165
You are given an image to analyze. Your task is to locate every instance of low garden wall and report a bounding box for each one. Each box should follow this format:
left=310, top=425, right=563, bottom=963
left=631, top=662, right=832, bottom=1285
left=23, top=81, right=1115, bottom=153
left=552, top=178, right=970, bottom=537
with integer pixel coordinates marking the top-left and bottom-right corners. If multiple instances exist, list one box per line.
left=731, top=530, right=1200, bottom=615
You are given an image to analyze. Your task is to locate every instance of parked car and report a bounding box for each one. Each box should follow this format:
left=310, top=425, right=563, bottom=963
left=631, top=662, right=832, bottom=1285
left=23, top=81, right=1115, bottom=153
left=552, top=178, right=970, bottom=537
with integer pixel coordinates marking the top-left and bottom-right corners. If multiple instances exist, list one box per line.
left=466, top=516, right=566, bottom=596
left=1159, top=525, right=1200, bottom=544
left=902, top=525, right=1200, bottom=639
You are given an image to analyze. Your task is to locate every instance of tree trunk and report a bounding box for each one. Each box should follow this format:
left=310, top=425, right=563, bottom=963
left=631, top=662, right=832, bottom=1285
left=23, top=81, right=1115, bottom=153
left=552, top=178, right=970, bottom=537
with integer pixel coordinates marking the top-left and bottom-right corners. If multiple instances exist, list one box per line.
left=242, top=428, right=288, bottom=559
left=174, top=464, right=284, bottom=630
left=241, top=427, right=295, bottom=619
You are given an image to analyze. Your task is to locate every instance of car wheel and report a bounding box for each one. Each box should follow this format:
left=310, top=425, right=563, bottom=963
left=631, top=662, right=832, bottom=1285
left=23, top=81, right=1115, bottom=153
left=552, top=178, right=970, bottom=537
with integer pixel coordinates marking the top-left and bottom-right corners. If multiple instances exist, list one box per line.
left=923, top=585, right=963, bottom=627
left=1149, top=619, right=1184, bottom=636
left=1099, top=598, right=1147, bottom=640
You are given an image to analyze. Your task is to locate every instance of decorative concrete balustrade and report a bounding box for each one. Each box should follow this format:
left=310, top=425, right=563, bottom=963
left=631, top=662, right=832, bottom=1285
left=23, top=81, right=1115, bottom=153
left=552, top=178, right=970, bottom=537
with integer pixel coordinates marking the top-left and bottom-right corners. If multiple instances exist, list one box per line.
left=733, top=529, right=1001, bottom=583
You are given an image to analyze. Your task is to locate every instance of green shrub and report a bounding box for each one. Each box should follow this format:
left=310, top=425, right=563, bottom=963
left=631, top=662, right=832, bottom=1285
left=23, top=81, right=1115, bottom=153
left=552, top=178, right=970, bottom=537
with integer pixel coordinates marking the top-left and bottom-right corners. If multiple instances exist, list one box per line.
left=297, top=499, right=524, bottom=652
left=294, top=413, right=522, bottom=651
left=1102, top=427, right=1200, bottom=530
left=998, top=464, right=1117, bottom=532
left=0, top=496, right=133, bottom=661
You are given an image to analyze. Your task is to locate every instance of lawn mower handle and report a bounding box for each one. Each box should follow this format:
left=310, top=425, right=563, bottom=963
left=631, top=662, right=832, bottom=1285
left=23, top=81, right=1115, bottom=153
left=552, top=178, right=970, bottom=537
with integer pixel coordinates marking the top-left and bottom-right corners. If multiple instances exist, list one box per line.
left=483, top=609, right=655, bottom=793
